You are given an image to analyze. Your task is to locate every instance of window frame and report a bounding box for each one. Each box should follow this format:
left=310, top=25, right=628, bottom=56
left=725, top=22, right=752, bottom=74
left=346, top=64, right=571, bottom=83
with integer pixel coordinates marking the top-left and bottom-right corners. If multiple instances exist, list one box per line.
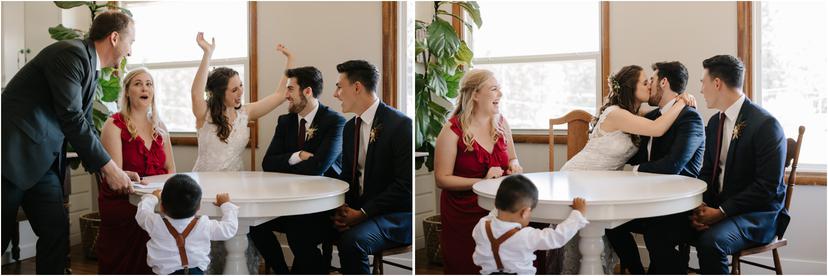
left=456, top=2, right=610, bottom=144
left=740, top=1, right=826, bottom=185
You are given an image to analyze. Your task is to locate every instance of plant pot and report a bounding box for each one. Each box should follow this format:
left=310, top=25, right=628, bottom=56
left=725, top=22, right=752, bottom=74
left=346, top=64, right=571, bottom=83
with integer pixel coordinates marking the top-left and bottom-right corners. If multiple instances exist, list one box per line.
left=79, top=212, right=100, bottom=260
left=422, top=214, right=443, bottom=265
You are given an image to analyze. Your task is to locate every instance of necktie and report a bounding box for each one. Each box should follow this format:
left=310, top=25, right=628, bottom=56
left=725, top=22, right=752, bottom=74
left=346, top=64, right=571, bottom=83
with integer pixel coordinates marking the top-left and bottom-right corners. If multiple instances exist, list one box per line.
left=711, top=113, right=727, bottom=192
left=298, top=118, right=307, bottom=148
left=352, top=117, right=362, bottom=189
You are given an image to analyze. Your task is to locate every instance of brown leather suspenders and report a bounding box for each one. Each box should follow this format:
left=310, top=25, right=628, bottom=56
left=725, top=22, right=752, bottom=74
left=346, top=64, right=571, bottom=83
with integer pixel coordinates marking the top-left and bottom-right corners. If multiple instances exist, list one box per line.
left=162, top=217, right=201, bottom=274
left=485, top=220, right=520, bottom=272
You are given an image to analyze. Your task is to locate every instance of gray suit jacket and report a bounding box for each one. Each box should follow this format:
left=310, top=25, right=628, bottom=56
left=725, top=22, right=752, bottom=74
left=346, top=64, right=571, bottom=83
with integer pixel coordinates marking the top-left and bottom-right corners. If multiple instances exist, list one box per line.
left=2, top=39, right=110, bottom=190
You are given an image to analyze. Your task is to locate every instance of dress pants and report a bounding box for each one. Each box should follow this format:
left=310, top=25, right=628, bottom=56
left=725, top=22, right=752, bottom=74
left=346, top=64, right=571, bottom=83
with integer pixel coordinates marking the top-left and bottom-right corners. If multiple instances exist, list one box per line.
left=606, top=211, right=692, bottom=274
left=694, top=217, right=761, bottom=274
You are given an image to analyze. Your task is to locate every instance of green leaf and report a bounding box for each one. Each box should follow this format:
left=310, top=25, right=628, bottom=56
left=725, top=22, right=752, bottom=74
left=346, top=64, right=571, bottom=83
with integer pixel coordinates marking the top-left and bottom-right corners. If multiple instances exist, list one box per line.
left=54, top=1, right=90, bottom=9
left=99, top=75, right=121, bottom=102
left=455, top=40, right=473, bottom=66
left=436, top=10, right=473, bottom=32
left=445, top=71, right=464, bottom=99
left=427, top=18, right=460, bottom=59
left=455, top=1, right=482, bottom=28
left=427, top=72, right=448, bottom=98
left=48, top=24, right=83, bottom=41
left=439, top=54, right=458, bottom=76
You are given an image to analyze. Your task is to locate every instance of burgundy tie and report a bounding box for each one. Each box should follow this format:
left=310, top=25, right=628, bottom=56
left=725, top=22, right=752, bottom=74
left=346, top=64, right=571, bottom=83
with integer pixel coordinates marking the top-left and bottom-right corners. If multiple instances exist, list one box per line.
left=711, top=113, right=727, bottom=191
left=352, top=117, right=362, bottom=187
left=298, top=118, right=307, bottom=148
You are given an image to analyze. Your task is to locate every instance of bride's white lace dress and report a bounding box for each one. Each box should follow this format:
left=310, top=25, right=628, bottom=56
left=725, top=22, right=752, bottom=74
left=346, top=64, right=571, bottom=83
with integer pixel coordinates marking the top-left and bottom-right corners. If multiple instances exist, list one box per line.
left=192, top=106, right=250, bottom=172
left=559, top=105, right=639, bottom=274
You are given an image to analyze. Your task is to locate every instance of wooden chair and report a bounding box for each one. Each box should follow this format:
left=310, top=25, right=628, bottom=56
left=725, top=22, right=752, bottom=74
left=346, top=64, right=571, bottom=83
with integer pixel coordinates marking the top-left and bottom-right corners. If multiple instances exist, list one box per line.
left=548, top=110, right=594, bottom=171
left=371, top=244, right=413, bottom=274
left=684, top=125, right=805, bottom=274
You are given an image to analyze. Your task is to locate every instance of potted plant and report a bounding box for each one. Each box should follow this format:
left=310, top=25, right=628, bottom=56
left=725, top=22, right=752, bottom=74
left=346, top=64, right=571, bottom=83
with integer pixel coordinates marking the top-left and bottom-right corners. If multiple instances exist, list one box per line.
left=415, top=1, right=481, bottom=171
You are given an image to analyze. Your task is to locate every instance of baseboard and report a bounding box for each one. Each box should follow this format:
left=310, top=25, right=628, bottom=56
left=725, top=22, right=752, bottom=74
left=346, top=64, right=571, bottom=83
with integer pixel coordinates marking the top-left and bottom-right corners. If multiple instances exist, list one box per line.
left=637, top=245, right=826, bottom=274
left=1, top=240, right=36, bottom=265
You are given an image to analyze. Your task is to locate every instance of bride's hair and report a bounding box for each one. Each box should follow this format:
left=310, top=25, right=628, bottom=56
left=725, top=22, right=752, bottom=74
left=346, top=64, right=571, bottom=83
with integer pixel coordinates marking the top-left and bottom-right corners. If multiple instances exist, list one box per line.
left=594, top=65, right=643, bottom=146
left=451, top=69, right=504, bottom=152
left=205, top=67, right=240, bottom=143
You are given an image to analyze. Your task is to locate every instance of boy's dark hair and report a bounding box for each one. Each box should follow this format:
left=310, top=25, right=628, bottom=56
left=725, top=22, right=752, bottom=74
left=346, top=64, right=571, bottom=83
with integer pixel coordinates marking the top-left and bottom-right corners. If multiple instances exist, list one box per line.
left=651, top=61, right=689, bottom=93
left=494, top=175, right=539, bottom=212
left=161, top=174, right=202, bottom=219
left=88, top=11, right=134, bottom=41
left=702, top=55, right=745, bottom=89
left=336, top=60, right=379, bottom=93
left=286, top=66, right=324, bottom=98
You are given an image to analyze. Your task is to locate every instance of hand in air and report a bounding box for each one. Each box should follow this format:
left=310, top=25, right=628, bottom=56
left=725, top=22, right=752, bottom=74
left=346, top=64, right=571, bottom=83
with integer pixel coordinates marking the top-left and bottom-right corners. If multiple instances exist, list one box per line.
left=196, top=32, right=216, bottom=54
left=276, top=44, right=292, bottom=59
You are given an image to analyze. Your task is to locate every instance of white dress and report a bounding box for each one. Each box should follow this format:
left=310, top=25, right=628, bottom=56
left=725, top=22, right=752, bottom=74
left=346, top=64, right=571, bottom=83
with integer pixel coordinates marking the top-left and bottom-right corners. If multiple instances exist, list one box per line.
left=192, top=106, right=250, bottom=172
left=559, top=105, right=639, bottom=274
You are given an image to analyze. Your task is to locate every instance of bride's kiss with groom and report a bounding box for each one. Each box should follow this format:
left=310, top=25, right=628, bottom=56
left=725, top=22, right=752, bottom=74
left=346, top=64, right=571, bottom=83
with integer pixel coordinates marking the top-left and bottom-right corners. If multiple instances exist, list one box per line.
left=563, top=56, right=789, bottom=275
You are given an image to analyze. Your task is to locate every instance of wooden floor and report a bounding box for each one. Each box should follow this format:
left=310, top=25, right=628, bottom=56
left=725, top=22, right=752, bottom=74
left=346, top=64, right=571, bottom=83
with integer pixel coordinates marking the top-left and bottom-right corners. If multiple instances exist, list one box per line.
left=415, top=248, right=443, bottom=274
left=2, top=244, right=98, bottom=275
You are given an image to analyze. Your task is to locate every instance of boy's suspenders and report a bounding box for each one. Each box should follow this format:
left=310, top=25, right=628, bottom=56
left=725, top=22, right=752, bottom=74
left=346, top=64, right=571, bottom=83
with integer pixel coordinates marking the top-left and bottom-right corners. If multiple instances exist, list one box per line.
left=162, top=217, right=201, bottom=274
left=485, top=220, right=520, bottom=273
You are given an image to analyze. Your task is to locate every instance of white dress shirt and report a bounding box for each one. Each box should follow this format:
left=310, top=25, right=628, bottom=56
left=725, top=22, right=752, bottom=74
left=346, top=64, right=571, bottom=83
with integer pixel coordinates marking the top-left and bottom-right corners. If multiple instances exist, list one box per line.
left=355, top=99, right=380, bottom=195
left=94, top=48, right=101, bottom=74
left=288, top=103, right=320, bottom=165
left=718, top=94, right=746, bottom=193
left=135, top=194, right=239, bottom=275
left=633, top=98, right=677, bottom=172
left=472, top=209, right=589, bottom=275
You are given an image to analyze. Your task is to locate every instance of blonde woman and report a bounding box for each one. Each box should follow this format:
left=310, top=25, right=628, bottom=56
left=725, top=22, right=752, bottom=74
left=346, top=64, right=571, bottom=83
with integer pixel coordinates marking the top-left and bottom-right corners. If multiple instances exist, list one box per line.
left=433, top=69, right=522, bottom=274
left=98, top=68, right=175, bottom=273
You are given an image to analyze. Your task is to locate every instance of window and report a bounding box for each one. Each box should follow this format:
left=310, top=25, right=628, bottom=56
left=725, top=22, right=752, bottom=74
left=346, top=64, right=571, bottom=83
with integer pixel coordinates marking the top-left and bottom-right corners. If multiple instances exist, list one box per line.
left=124, top=1, right=249, bottom=133
left=756, top=2, right=827, bottom=169
left=470, top=1, right=600, bottom=131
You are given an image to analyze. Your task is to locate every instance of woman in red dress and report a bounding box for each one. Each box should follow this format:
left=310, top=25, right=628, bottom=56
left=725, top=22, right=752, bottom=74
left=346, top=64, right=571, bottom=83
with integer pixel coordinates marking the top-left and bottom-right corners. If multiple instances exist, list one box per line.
left=97, top=68, right=175, bottom=274
left=434, top=69, right=523, bottom=274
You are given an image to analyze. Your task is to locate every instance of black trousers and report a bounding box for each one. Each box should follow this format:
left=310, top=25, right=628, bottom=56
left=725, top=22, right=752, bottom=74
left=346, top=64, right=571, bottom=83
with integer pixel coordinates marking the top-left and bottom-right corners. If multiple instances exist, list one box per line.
left=249, top=210, right=333, bottom=274
left=2, top=167, right=68, bottom=274
left=605, top=211, right=692, bottom=274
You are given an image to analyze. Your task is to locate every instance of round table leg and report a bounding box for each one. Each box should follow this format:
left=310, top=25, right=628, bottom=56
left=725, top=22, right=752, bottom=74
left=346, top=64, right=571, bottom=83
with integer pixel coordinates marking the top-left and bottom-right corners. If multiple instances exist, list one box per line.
left=578, top=222, right=607, bottom=275
left=223, top=219, right=252, bottom=274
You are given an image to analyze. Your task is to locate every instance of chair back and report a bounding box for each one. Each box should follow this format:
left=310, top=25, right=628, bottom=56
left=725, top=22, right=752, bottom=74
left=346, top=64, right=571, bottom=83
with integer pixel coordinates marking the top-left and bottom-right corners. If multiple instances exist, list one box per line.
left=783, top=126, right=805, bottom=211
left=548, top=110, right=594, bottom=171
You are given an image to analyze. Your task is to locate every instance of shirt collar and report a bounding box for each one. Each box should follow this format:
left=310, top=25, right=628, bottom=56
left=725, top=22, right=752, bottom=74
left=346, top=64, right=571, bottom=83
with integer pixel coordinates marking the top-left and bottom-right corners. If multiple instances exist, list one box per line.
left=94, top=48, right=102, bottom=72
left=492, top=210, right=523, bottom=229
left=659, top=97, right=678, bottom=115
left=357, top=98, right=380, bottom=127
left=299, top=102, right=319, bottom=125
left=723, top=94, right=746, bottom=121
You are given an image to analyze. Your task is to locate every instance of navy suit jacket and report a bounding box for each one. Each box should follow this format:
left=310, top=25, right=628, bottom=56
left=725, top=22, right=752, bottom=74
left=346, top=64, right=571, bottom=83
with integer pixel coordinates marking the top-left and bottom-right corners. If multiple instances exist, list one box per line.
left=2, top=39, right=110, bottom=189
left=262, top=103, right=345, bottom=177
left=340, top=102, right=412, bottom=243
left=629, top=105, right=705, bottom=177
left=699, top=99, right=789, bottom=243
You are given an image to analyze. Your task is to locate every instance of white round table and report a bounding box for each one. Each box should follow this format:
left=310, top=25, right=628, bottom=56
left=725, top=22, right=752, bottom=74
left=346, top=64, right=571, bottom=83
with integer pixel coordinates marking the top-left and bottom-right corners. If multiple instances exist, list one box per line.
left=131, top=171, right=349, bottom=274
left=473, top=171, right=706, bottom=274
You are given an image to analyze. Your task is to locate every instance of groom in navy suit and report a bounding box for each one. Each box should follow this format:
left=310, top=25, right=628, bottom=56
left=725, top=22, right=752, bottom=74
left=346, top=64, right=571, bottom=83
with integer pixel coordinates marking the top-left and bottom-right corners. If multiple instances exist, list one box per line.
left=251, top=66, right=346, bottom=273
left=692, top=55, right=788, bottom=274
left=286, top=60, right=412, bottom=274
left=607, top=61, right=706, bottom=274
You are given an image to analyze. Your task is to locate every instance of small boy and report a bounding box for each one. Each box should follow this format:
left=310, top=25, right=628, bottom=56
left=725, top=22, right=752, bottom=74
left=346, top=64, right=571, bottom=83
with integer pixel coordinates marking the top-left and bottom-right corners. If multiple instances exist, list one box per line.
left=135, top=174, right=239, bottom=275
left=472, top=174, right=588, bottom=275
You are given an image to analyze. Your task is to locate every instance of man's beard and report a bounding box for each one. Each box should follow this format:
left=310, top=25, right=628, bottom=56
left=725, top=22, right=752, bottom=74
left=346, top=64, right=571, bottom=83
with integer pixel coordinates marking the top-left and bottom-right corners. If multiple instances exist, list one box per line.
left=289, top=95, right=308, bottom=113
left=648, top=86, right=663, bottom=106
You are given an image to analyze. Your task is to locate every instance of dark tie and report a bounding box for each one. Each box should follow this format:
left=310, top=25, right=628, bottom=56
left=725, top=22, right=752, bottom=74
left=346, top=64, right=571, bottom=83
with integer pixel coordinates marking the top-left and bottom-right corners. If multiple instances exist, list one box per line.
left=711, top=112, right=727, bottom=192
left=352, top=117, right=362, bottom=188
left=298, top=118, right=307, bottom=148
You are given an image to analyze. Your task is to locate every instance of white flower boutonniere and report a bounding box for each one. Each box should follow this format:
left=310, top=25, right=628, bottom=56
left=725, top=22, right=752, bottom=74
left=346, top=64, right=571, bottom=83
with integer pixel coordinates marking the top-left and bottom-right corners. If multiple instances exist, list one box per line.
left=369, top=124, right=382, bottom=144
left=732, top=120, right=746, bottom=140
left=305, top=125, right=317, bottom=141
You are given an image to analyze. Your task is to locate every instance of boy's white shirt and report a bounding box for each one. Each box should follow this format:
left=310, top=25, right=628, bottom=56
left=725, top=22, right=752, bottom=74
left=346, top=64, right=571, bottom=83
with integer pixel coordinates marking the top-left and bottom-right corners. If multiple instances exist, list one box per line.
left=135, top=194, right=239, bottom=275
left=472, top=209, right=588, bottom=275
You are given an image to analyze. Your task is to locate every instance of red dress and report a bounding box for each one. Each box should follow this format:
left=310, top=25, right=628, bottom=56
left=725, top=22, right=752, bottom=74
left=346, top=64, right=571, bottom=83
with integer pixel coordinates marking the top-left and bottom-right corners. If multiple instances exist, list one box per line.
left=97, top=113, right=168, bottom=274
left=440, top=116, right=510, bottom=274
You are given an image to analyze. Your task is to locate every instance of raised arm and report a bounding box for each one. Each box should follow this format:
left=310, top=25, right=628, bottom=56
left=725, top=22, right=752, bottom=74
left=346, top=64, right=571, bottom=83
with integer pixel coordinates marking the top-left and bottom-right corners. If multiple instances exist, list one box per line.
left=191, top=32, right=215, bottom=129
left=247, top=44, right=291, bottom=120
left=605, top=97, right=688, bottom=137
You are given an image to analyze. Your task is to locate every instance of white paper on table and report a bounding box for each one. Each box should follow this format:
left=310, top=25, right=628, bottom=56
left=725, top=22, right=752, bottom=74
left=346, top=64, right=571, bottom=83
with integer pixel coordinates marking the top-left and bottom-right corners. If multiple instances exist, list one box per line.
left=133, top=182, right=164, bottom=190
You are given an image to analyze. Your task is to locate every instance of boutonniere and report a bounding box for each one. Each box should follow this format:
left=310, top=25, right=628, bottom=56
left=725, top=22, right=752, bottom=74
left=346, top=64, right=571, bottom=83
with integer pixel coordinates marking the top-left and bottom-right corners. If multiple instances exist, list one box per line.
left=732, top=120, right=746, bottom=140
left=305, top=125, right=317, bottom=141
left=369, top=124, right=382, bottom=144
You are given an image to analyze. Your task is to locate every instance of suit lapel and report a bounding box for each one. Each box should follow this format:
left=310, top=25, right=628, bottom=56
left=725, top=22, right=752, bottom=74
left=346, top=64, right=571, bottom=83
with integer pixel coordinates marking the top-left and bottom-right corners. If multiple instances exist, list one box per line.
left=307, top=104, right=326, bottom=146
left=83, top=39, right=97, bottom=111
left=363, top=103, right=385, bottom=190
left=286, top=113, right=299, bottom=150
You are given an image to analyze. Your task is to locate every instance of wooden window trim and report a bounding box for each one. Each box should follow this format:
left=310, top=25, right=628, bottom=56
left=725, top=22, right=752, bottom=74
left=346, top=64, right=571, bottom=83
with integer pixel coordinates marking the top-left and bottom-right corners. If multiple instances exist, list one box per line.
left=739, top=3, right=824, bottom=185
left=382, top=2, right=399, bottom=108
left=511, top=2, right=609, bottom=143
